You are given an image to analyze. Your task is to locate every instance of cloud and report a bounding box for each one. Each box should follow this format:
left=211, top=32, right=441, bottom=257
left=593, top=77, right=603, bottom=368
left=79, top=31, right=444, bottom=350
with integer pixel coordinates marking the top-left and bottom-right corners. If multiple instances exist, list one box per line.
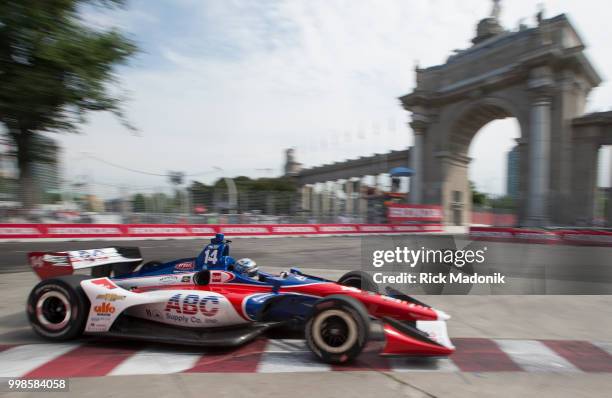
left=57, top=0, right=612, bottom=198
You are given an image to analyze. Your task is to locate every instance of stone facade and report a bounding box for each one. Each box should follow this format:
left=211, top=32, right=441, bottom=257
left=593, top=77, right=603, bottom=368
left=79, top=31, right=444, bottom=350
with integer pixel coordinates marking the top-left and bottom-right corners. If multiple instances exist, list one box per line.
left=400, top=13, right=601, bottom=226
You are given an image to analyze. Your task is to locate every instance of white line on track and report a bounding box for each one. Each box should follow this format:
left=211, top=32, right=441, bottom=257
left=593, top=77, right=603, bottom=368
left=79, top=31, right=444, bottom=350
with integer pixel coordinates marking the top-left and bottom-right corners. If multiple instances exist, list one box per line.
left=388, top=357, right=459, bottom=372
left=257, top=339, right=331, bottom=373
left=0, top=343, right=78, bottom=377
left=593, top=341, right=612, bottom=356
left=108, top=349, right=201, bottom=376
left=263, top=339, right=310, bottom=353
left=494, top=339, right=580, bottom=372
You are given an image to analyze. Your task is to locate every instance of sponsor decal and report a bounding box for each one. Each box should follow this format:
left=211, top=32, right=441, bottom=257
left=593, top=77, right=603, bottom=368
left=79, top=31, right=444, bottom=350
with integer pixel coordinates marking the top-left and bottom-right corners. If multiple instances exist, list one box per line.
left=30, top=254, right=70, bottom=268
left=159, top=275, right=178, bottom=284
left=94, top=302, right=116, bottom=316
left=387, top=204, right=443, bottom=221
left=359, top=225, right=392, bottom=232
left=0, top=227, right=40, bottom=235
left=174, top=261, right=194, bottom=271
left=221, top=227, right=269, bottom=234
left=76, top=249, right=109, bottom=263
left=128, top=227, right=189, bottom=235
left=91, top=279, right=117, bottom=289
left=95, top=293, right=126, bottom=302
left=210, top=271, right=234, bottom=283
left=30, top=255, right=44, bottom=268
left=47, top=227, right=121, bottom=235
left=272, top=226, right=317, bottom=233
left=190, top=227, right=216, bottom=234
left=88, top=322, right=108, bottom=332
left=181, top=275, right=192, bottom=283
left=43, top=254, right=70, bottom=266
left=145, top=308, right=163, bottom=319
left=164, top=293, right=219, bottom=317
left=319, top=226, right=357, bottom=232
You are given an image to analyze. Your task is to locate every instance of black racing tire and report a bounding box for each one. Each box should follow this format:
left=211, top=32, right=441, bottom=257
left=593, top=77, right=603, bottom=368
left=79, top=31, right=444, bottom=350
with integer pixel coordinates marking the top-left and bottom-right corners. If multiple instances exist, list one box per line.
left=305, top=295, right=370, bottom=364
left=338, top=271, right=379, bottom=293
left=26, top=275, right=90, bottom=341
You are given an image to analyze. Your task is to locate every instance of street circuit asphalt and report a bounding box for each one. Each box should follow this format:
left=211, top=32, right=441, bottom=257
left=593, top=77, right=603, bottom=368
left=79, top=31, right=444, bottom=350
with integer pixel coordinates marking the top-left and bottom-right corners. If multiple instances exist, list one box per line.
left=0, top=235, right=611, bottom=397
left=1, top=235, right=610, bottom=293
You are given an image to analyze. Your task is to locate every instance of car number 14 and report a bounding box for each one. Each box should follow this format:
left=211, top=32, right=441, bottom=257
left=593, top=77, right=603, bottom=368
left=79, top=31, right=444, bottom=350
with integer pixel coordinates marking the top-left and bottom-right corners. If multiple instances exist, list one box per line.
left=203, top=248, right=218, bottom=265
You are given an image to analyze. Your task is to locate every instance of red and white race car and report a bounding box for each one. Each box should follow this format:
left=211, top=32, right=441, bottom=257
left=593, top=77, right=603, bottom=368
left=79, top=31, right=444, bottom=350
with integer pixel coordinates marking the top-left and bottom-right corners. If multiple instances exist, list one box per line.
left=26, top=234, right=454, bottom=364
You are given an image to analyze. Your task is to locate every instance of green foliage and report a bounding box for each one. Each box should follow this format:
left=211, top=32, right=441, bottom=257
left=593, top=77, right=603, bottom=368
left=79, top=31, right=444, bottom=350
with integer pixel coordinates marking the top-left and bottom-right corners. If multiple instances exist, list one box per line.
left=132, top=193, right=145, bottom=212
left=488, top=195, right=516, bottom=210
left=191, top=176, right=297, bottom=214
left=41, top=192, right=62, bottom=204
left=0, top=0, right=137, bottom=207
left=470, top=181, right=487, bottom=206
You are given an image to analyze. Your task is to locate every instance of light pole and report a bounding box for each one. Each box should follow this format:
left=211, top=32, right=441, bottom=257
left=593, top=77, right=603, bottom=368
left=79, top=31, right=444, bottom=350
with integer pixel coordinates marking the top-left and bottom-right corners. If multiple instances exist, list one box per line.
left=213, top=166, right=237, bottom=213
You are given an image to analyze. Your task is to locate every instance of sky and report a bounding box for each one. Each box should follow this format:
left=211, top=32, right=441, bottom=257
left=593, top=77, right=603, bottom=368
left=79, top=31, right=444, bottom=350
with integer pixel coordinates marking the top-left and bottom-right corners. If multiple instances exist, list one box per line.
left=51, top=0, right=612, bottom=198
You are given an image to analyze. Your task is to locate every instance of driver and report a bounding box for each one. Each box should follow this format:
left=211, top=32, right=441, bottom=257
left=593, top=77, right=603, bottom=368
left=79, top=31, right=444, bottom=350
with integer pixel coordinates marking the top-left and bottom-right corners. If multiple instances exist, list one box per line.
left=234, top=258, right=259, bottom=279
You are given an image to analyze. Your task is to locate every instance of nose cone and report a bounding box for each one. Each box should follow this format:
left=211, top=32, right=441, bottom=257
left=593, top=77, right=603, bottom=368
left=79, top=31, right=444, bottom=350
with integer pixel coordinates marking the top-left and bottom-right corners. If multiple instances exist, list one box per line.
left=434, top=309, right=451, bottom=321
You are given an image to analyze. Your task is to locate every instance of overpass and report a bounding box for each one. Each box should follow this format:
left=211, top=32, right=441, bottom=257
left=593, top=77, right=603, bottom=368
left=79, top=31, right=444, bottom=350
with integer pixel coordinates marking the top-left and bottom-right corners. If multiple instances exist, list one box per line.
left=295, top=149, right=411, bottom=186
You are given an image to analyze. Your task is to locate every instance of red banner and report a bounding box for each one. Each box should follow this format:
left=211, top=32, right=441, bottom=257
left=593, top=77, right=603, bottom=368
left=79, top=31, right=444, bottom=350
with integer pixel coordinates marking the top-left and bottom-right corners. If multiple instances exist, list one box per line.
left=469, top=226, right=612, bottom=247
left=387, top=204, right=443, bottom=222
left=0, top=223, right=443, bottom=240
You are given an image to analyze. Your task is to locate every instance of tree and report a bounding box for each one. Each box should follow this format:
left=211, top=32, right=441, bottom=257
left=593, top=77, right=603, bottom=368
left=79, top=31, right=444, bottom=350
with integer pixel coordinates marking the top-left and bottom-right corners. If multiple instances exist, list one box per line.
left=132, top=193, right=145, bottom=213
left=470, top=181, right=487, bottom=206
left=0, top=0, right=137, bottom=209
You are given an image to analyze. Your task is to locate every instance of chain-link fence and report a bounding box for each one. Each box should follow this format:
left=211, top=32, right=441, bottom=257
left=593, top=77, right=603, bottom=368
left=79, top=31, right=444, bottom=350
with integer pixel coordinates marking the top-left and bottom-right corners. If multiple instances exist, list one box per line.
left=0, top=187, right=367, bottom=224
left=2, top=183, right=609, bottom=227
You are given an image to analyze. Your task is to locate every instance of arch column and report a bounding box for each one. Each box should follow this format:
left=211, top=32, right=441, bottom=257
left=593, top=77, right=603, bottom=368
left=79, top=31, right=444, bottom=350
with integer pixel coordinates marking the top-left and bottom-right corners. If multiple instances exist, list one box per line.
left=526, top=67, right=554, bottom=226
left=409, top=115, right=429, bottom=204
left=300, top=185, right=312, bottom=212
left=345, top=179, right=353, bottom=215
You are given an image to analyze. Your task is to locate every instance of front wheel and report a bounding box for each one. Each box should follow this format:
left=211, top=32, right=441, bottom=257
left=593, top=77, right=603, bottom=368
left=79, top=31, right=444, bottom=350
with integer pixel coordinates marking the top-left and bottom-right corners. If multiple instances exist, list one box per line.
left=305, top=295, right=370, bottom=364
left=26, top=276, right=90, bottom=341
left=338, top=271, right=379, bottom=293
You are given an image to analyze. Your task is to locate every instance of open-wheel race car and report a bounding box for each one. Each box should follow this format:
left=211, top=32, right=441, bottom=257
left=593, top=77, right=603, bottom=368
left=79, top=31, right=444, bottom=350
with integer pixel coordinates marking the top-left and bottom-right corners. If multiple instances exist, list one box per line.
left=26, top=234, right=454, bottom=364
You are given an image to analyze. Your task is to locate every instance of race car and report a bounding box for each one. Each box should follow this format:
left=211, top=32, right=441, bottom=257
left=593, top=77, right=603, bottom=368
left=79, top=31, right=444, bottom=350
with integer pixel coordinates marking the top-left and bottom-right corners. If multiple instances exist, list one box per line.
left=26, top=234, right=454, bottom=363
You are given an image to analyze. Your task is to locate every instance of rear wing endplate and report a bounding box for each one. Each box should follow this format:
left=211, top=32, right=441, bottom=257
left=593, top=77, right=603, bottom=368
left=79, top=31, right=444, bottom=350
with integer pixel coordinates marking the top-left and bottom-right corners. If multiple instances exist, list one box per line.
left=28, top=247, right=142, bottom=280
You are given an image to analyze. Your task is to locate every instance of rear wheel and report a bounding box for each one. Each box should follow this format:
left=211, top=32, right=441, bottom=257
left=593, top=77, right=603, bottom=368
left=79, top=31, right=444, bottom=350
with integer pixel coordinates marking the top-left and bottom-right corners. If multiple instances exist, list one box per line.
left=27, top=276, right=90, bottom=341
left=305, top=295, right=370, bottom=364
left=338, top=271, right=379, bottom=293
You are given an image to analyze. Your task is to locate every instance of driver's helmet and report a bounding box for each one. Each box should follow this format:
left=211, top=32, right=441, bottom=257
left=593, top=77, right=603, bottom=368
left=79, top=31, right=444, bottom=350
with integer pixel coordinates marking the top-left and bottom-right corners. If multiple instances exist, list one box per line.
left=234, top=258, right=258, bottom=278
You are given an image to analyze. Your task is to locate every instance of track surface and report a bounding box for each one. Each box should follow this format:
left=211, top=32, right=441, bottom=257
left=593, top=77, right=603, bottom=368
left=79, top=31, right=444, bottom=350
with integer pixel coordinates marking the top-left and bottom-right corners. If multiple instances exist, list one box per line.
left=2, top=236, right=611, bottom=290
left=1, top=236, right=612, bottom=397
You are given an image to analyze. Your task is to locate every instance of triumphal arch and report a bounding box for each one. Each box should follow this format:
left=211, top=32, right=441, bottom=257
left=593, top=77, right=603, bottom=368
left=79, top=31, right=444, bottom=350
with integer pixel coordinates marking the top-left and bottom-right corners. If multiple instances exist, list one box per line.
left=400, top=5, right=602, bottom=226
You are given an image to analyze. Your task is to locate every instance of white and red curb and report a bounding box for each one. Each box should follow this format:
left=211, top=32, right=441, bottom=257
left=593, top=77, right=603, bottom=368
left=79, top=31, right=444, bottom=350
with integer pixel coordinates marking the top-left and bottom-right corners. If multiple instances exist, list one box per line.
left=0, top=337, right=611, bottom=377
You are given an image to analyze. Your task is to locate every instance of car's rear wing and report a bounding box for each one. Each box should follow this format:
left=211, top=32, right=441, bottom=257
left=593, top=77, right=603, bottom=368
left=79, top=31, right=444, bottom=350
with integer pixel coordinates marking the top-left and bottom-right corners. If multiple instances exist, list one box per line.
left=28, top=247, right=142, bottom=280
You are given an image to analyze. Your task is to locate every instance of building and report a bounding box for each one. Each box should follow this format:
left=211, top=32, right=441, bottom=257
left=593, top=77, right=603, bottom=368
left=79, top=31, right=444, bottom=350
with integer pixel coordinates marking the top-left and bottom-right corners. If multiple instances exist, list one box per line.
left=506, top=145, right=519, bottom=201
left=283, top=148, right=302, bottom=176
left=31, top=135, right=61, bottom=203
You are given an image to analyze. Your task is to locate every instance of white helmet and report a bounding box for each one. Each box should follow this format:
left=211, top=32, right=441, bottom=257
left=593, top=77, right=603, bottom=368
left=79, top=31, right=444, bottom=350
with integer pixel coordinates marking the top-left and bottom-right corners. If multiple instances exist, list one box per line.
left=234, top=258, right=258, bottom=278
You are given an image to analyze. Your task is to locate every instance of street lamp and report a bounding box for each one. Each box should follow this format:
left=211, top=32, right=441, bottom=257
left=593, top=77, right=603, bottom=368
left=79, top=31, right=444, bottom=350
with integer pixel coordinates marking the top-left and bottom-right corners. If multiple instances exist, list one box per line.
left=213, top=166, right=237, bottom=213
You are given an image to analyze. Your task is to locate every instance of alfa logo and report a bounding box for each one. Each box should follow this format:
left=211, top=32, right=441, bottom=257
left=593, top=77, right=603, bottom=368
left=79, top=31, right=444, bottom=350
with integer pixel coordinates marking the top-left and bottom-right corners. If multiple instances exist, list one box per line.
left=94, top=302, right=116, bottom=315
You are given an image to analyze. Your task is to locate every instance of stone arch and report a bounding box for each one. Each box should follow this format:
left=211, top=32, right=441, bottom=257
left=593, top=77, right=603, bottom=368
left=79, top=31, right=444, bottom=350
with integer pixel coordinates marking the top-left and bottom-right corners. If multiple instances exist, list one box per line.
left=446, top=96, right=526, bottom=156
left=400, top=13, right=601, bottom=226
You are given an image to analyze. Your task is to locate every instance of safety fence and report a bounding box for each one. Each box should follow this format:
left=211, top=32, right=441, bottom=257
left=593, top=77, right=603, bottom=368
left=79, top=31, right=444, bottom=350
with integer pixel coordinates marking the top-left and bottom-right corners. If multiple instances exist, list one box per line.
left=469, top=226, right=612, bottom=247
left=0, top=223, right=443, bottom=240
